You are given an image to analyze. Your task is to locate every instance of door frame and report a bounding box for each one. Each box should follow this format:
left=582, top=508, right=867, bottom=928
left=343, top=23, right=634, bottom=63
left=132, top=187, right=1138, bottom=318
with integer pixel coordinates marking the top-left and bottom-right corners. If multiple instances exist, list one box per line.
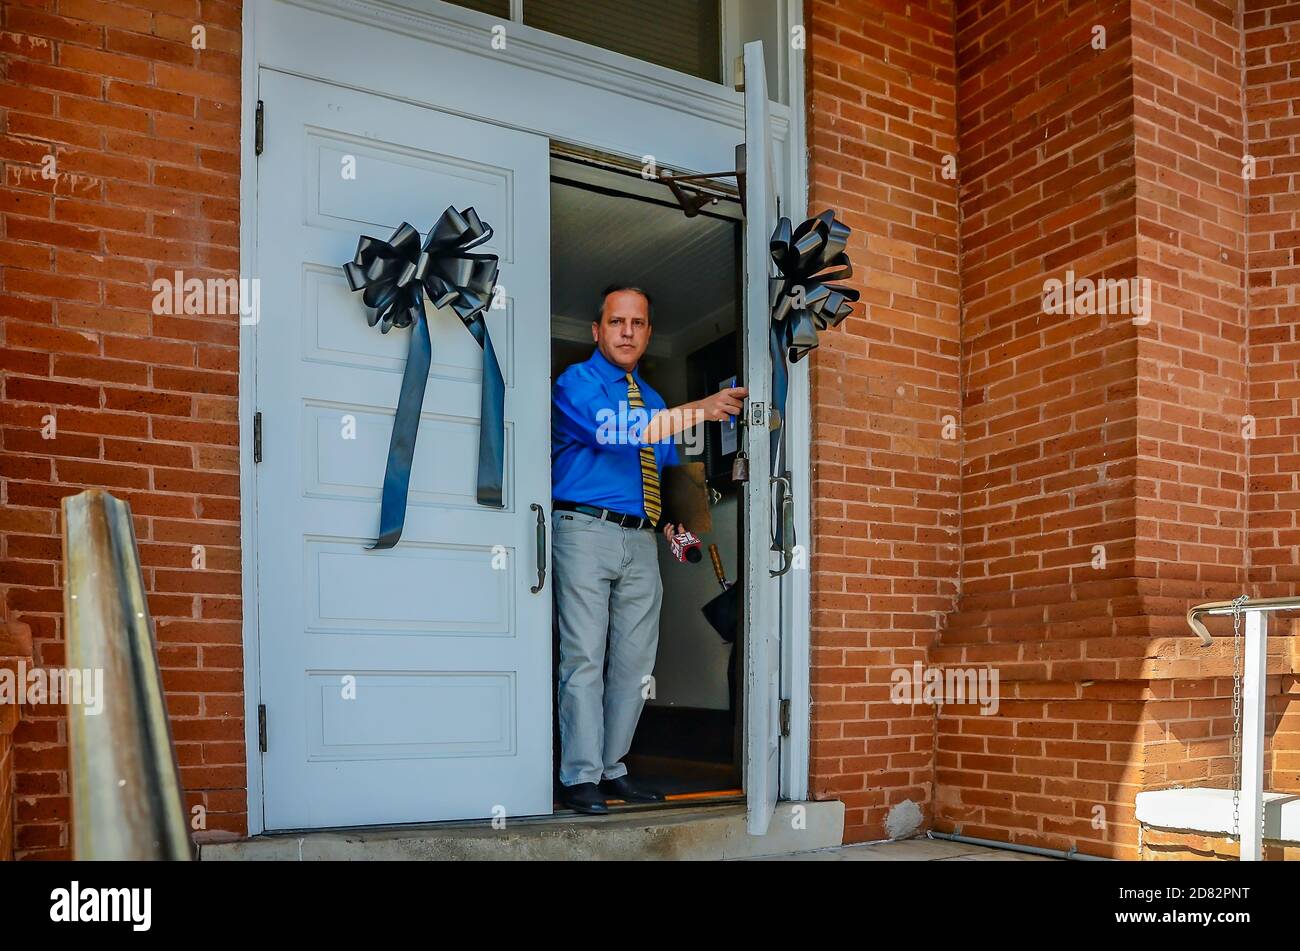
left=237, top=0, right=812, bottom=836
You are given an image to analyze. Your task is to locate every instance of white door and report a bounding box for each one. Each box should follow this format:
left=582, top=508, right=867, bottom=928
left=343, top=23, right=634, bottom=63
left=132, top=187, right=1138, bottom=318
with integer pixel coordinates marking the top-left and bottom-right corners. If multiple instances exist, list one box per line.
left=253, top=69, right=552, bottom=830
left=742, top=41, right=782, bottom=836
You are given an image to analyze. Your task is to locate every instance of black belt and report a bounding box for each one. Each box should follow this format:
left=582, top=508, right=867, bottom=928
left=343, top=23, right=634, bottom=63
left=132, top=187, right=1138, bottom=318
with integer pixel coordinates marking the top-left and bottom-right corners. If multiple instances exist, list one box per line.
left=554, top=501, right=655, bottom=531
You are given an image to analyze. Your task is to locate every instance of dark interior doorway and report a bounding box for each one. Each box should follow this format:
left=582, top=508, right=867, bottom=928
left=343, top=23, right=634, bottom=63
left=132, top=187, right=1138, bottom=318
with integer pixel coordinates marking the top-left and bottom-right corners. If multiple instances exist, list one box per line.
left=548, top=153, right=744, bottom=809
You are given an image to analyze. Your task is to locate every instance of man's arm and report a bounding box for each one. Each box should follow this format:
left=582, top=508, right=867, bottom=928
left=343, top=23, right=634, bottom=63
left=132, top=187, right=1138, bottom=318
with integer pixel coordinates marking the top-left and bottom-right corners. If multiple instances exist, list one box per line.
left=646, top=386, right=746, bottom=543
left=641, top=385, right=748, bottom=445
left=559, top=368, right=748, bottom=448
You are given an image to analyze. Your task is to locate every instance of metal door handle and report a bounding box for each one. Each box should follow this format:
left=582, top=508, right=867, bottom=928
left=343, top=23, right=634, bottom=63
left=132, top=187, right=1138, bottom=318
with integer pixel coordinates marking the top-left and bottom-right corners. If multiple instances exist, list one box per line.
left=530, top=503, right=547, bottom=593
left=771, top=474, right=794, bottom=578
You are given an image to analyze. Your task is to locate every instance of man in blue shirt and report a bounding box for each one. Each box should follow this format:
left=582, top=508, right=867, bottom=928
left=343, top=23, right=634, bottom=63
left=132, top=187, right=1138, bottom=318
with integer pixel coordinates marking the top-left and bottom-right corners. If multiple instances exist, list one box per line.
left=551, top=284, right=746, bottom=814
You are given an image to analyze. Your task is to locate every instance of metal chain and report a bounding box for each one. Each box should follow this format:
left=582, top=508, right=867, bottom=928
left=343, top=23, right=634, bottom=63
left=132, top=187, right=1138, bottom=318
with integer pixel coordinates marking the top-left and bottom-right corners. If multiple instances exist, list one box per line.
left=1230, top=593, right=1247, bottom=840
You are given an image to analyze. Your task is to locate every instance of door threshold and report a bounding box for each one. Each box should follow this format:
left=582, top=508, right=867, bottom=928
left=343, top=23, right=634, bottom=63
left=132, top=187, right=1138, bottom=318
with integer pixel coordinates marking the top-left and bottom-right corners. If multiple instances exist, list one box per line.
left=250, top=789, right=743, bottom=836
left=201, top=800, right=843, bottom=861
left=558, top=790, right=745, bottom=817
left=255, top=792, right=747, bottom=840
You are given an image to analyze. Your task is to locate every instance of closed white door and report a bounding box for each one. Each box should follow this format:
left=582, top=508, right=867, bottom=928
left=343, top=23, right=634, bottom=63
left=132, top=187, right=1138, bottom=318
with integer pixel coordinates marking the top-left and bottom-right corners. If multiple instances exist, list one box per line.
left=253, top=69, right=552, bottom=830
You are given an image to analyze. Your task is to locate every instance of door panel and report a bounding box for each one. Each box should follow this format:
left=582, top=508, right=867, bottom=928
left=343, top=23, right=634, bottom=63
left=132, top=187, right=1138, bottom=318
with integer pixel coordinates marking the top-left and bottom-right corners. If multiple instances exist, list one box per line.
left=742, top=41, right=782, bottom=836
left=254, top=70, right=551, bottom=829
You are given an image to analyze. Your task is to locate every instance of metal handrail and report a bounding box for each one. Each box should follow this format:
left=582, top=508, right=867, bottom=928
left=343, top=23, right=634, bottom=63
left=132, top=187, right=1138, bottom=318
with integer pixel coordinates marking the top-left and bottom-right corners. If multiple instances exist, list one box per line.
left=1186, top=595, right=1300, bottom=646
left=62, top=489, right=191, bottom=860
left=1183, top=594, right=1300, bottom=861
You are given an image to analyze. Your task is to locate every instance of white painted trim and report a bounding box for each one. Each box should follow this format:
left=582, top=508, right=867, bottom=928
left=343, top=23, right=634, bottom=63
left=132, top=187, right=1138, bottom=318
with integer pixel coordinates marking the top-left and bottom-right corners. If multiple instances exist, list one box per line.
left=251, top=1, right=792, bottom=206
left=1240, top=610, right=1268, bottom=860
left=239, top=0, right=812, bottom=829
left=780, top=0, right=811, bottom=804
left=237, top=0, right=264, bottom=838
left=279, top=0, right=791, bottom=137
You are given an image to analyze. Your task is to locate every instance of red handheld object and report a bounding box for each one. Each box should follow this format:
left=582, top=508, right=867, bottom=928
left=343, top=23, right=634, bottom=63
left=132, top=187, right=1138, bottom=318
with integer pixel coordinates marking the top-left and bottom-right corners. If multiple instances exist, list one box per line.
left=670, top=530, right=703, bottom=563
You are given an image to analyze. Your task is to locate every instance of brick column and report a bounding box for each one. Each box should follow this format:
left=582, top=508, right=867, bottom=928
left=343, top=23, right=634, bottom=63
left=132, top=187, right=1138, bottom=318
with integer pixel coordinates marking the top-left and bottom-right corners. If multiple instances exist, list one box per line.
left=1133, top=0, right=1248, bottom=622
left=933, top=0, right=1299, bottom=857
left=937, top=0, right=1148, bottom=856
left=1244, top=0, right=1300, bottom=795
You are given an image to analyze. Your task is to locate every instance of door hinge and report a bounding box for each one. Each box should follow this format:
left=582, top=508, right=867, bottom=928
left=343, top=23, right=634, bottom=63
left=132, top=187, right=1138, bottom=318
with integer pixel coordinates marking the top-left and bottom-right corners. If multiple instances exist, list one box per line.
left=779, top=698, right=791, bottom=738
left=255, top=100, right=264, bottom=156
left=258, top=704, right=267, bottom=753
left=253, top=411, right=262, bottom=463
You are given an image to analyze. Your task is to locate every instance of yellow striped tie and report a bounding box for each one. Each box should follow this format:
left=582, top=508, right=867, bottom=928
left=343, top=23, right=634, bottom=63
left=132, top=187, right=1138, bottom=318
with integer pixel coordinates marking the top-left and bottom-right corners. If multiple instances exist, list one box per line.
left=625, top=373, right=661, bottom=525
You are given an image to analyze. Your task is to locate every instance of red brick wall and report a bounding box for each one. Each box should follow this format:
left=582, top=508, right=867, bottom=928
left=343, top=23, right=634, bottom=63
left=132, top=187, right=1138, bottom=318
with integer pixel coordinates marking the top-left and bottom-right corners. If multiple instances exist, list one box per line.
left=936, top=0, right=1146, bottom=857
left=1133, top=0, right=1247, bottom=613
left=805, top=0, right=961, bottom=843
left=811, top=0, right=1298, bottom=853
left=1140, top=824, right=1300, bottom=860
left=2, top=0, right=1294, bottom=858
left=932, top=0, right=1297, bottom=859
left=0, top=0, right=246, bottom=858
left=1125, top=0, right=1246, bottom=835
left=1246, top=1, right=1300, bottom=597
left=954, top=0, right=1137, bottom=643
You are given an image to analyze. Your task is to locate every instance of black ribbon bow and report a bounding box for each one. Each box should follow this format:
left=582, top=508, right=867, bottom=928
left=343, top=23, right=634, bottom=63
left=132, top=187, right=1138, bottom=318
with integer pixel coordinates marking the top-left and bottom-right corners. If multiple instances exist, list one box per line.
left=342, top=206, right=505, bottom=550
left=766, top=209, right=859, bottom=547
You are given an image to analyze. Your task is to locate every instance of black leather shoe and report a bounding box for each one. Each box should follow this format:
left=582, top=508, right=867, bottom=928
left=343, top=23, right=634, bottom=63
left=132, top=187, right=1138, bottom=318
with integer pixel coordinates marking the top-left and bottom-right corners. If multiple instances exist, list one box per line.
left=599, top=775, right=664, bottom=803
left=560, top=782, right=608, bottom=815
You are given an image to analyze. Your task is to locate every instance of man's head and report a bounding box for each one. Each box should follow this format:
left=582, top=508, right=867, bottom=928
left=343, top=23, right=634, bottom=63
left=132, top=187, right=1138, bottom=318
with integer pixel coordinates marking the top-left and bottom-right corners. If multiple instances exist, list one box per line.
left=593, top=284, right=653, bottom=372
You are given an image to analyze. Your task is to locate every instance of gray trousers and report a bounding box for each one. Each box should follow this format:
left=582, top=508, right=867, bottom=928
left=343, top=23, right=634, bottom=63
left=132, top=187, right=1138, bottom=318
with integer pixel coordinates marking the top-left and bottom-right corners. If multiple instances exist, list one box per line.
left=552, top=509, right=663, bottom=787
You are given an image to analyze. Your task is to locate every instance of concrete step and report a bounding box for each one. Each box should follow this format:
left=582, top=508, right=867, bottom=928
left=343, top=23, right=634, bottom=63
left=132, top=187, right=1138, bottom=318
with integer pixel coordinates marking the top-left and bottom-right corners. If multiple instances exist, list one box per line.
left=200, top=800, right=843, bottom=861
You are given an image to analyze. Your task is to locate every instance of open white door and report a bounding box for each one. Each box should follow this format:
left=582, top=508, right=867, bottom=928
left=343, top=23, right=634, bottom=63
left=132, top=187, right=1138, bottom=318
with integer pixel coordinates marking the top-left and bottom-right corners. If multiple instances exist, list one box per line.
left=254, top=70, right=552, bottom=829
left=741, top=40, right=782, bottom=836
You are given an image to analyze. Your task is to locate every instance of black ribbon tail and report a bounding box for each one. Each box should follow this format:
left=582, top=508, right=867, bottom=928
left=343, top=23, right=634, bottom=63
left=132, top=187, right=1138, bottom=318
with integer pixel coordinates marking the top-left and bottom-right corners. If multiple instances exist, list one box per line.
left=343, top=208, right=506, bottom=549
left=370, top=295, right=433, bottom=550
left=769, top=317, right=791, bottom=553
left=469, top=316, right=506, bottom=508
left=769, top=316, right=789, bottom=474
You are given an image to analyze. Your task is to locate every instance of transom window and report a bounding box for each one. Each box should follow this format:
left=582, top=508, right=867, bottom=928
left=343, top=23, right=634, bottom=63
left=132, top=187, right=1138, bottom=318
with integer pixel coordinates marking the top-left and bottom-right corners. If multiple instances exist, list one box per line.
left=445, top=0, right=788, bottom=102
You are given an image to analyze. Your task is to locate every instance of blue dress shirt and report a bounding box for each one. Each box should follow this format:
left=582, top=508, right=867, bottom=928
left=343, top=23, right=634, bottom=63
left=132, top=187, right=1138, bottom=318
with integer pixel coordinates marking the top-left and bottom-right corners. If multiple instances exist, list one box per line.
left=552, top=347, right=680, bottom=518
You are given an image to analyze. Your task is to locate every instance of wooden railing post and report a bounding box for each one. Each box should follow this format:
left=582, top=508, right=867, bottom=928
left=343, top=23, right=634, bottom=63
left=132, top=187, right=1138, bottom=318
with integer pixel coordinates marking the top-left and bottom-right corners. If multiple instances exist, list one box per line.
left=61, top=489, right=191, bottom=860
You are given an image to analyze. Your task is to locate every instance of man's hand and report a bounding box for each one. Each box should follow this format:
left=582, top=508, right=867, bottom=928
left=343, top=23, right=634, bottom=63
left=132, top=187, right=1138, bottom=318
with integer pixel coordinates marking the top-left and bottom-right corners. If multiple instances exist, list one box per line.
left=662, top=522, right=684, bottom=543
left=694, top=386, right=747, bottom=423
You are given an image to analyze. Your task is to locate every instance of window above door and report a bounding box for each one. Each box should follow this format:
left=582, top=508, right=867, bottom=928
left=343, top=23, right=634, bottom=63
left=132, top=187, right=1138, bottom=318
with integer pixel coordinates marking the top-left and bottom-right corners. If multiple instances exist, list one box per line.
left=443, top=0, right=790, bottom=103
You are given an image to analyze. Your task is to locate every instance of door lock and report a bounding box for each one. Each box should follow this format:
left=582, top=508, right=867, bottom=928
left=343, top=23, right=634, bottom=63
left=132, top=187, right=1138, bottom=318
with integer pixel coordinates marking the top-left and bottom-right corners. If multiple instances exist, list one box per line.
left=731, top=450, right=749, bottom=483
